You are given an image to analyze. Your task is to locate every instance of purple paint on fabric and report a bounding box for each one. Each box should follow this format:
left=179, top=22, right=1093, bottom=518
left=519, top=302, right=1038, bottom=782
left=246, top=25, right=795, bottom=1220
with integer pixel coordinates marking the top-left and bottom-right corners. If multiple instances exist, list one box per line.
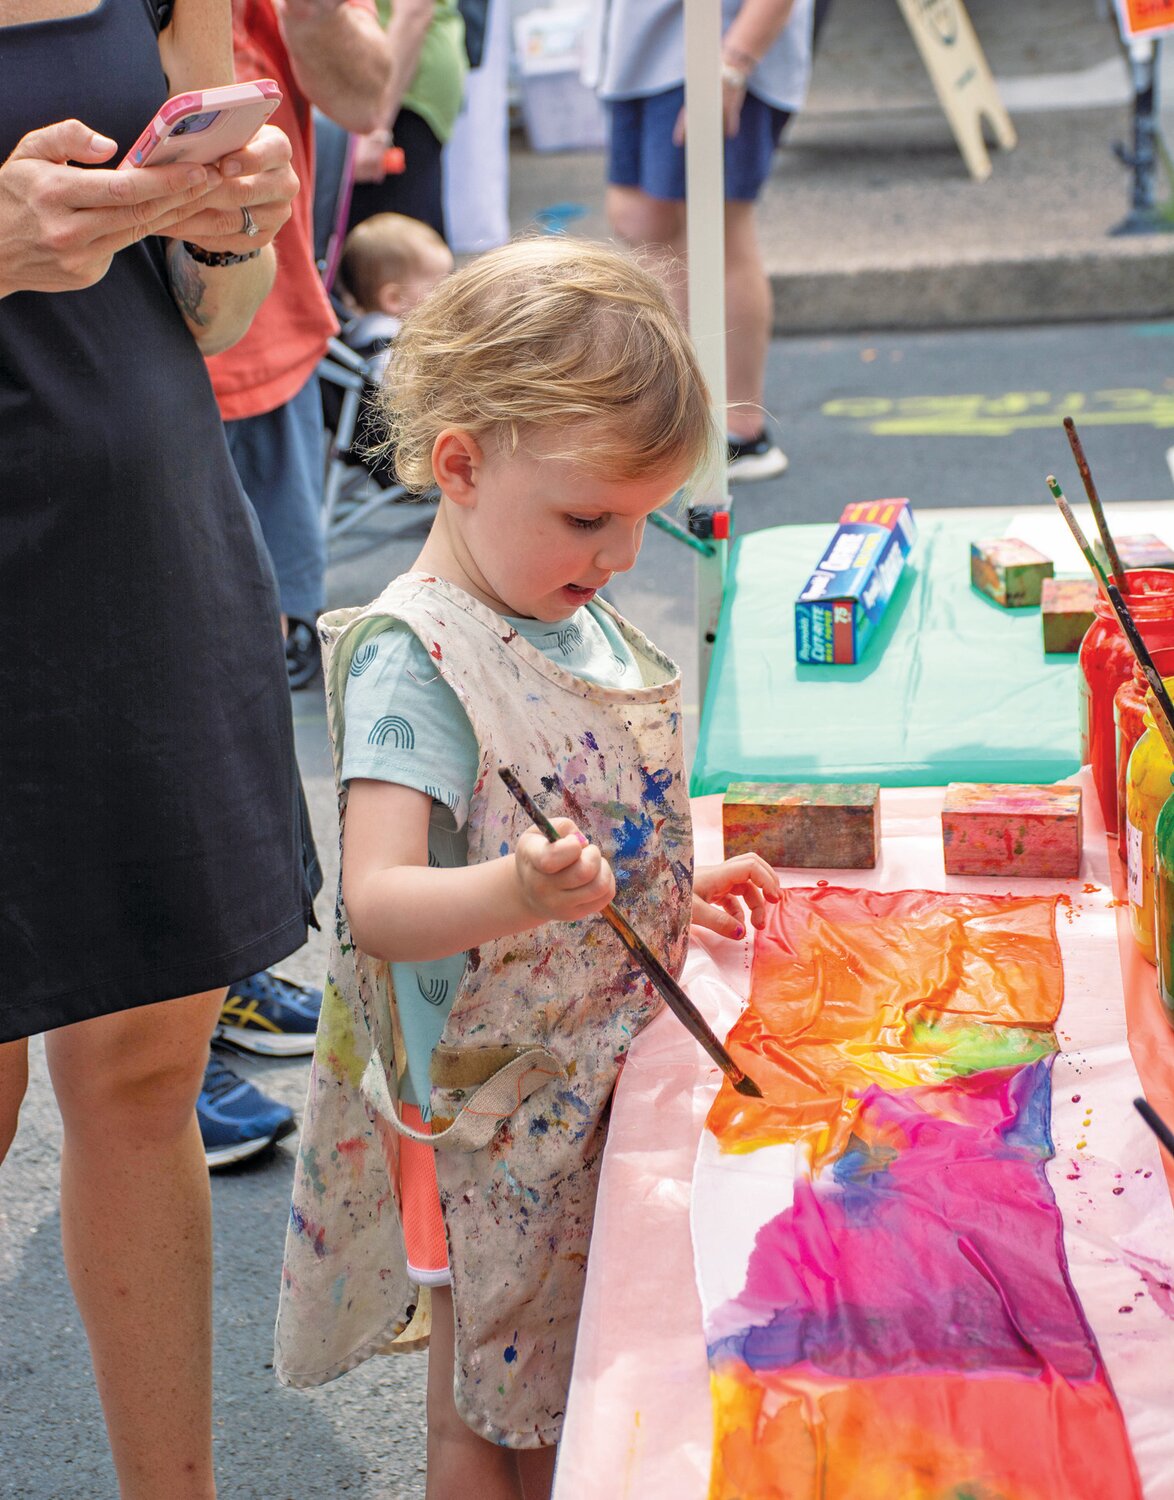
left=708, top=1059, right=1104, bottom=1382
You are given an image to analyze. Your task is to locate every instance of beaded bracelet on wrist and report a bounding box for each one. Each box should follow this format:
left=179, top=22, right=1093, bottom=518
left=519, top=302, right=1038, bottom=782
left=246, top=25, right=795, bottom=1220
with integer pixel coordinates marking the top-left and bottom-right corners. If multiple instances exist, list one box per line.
left=183, top=241, right=262, bottom=267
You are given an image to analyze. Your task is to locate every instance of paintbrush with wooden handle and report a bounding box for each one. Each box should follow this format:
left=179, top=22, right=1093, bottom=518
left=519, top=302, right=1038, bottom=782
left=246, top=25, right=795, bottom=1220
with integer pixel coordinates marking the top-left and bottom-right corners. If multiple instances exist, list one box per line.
left=499, top=766, right=764, bottom=1098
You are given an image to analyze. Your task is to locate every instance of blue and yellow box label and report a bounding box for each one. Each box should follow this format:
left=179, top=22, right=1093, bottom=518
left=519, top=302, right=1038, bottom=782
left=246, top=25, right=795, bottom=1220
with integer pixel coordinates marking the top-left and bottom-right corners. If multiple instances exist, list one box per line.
left=795, top=499, right=916, bottom=665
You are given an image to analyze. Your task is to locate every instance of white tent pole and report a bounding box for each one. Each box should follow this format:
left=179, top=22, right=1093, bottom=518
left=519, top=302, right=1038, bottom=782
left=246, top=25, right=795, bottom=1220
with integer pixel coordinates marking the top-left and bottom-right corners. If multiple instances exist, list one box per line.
left=684, top=0, right=729, bottom=697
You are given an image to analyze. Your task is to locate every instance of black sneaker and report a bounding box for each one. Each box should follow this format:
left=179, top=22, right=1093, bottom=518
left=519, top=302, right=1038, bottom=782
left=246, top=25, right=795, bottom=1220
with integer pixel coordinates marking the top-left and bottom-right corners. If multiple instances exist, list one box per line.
left=727, top=431, right=789, bottom=483
left=196, top=1052, right=296, bottom=1170
left=286, top=618, right=321, bottom=691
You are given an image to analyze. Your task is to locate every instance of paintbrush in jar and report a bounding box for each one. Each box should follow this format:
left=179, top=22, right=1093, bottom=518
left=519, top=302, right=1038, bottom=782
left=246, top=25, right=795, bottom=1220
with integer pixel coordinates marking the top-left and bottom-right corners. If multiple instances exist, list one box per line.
left=1064, top=417, right=1128, bottom=595
left=498, top=766, right=765, bottom=1099
left=1134, top=1097, right=1174, bottom=1161
left=1104, top=582, right=1174, bottom=759
left=1048, top=475, right=1111, bottom=599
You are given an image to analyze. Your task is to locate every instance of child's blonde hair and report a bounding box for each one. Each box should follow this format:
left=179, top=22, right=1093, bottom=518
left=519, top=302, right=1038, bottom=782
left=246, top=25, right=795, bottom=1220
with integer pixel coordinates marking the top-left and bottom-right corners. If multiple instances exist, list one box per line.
left=339, top=213, right=451, bottom=313
left=376, top=237, right=723, bottom=496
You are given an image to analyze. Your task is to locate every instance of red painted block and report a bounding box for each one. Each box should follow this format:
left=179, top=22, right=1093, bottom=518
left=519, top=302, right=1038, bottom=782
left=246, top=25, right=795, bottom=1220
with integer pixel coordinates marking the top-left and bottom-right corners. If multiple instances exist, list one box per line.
left=942, top=783, right=1082, bottom=878
left=1040, top=576, right=1098, bottom=654
left=970, top=538, right=1054, bottom=607
left=723, top=781, right=880, bottom=869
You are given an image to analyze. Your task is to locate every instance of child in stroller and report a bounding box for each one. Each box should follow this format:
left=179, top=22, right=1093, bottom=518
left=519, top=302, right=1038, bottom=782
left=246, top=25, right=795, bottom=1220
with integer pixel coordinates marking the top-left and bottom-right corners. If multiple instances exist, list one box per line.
left=321, top=214, right=453, bottom=512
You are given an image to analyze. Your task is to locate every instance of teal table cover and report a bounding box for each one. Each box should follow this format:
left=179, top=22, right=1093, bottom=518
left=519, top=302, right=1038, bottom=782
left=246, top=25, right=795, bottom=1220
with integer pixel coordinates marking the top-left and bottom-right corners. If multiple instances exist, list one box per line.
left=691, top=513, right=1082, bottom=795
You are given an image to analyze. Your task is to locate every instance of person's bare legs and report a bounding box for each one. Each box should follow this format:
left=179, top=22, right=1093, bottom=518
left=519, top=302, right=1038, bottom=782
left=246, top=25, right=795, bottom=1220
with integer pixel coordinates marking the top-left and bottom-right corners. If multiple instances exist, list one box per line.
left=426, top=1285, right=524, bottom=1499
left=606, top=185, right=687, bottom=319
left=0, top=1036, right=29, bottom=1161
left=608, top=185, right=773, bottom=444
left=44, top=990, right=225, bottom=1500
left=722, top=198, right=773, bottom=442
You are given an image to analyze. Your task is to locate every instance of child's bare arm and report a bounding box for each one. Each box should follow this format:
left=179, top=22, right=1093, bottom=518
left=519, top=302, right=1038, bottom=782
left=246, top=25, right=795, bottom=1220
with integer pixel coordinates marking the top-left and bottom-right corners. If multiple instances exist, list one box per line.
left=343, top=778, right=616, bottom=963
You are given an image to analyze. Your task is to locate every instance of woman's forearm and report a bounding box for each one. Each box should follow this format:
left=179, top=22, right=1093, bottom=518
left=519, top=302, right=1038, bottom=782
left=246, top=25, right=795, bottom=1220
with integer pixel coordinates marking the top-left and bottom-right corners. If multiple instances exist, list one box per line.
left=723, top=0, right=797, bottom=70
left=166, top=240, right=276, bottom=354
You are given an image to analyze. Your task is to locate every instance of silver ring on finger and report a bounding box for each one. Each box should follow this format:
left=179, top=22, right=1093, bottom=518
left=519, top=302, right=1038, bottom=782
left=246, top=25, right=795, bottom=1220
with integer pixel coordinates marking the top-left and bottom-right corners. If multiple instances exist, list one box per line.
left=241, top=206, right=259, bottom=238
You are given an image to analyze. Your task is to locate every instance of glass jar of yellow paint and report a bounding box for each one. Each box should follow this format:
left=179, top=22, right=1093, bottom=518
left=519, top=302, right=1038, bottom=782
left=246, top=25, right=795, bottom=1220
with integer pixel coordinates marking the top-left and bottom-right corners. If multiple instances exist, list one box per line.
left=1154, top=787, right=1174, bottom=1028
left=1125, top=708, right=1174, bottom=964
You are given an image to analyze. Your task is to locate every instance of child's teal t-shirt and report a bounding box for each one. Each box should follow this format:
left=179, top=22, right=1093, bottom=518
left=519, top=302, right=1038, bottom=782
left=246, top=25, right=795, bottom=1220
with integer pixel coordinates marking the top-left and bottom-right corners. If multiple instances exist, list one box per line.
left=340, top=600, right=645, bottom=1115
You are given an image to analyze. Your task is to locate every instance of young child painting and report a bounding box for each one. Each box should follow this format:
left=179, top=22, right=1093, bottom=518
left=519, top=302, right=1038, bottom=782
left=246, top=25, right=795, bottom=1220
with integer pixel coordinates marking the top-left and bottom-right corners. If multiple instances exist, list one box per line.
left=275, top=237, right=778, bottom=1500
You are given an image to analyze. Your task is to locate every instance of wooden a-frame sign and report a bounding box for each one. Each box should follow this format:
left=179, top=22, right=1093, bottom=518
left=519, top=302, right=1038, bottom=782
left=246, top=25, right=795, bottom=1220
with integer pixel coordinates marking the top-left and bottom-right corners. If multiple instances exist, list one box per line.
left=895, top=0, right=1017, bottom=181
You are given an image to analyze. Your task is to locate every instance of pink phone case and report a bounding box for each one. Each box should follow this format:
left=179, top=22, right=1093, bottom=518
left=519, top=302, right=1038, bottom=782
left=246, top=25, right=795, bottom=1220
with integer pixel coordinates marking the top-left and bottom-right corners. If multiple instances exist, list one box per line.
left=121, top=80, right=282, bottom=169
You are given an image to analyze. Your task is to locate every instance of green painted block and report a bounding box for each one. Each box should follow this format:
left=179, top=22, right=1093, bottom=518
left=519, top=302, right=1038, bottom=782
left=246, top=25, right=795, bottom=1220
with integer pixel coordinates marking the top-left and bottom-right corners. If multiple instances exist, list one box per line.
left=1041, top=577, right=1097, bottom=654
left=970, top=538, right=1054, bottom=608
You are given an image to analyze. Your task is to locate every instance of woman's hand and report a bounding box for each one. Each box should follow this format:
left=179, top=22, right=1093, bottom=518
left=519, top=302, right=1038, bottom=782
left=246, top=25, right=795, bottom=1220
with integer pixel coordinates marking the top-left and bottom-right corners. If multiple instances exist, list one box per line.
left=163, top=123, right=297, bottom=255
left=515, top=819, right=616, bottom=924
left=691, top=854, right=780, bottom=939
left=351, top=128, right=393, bottom=184
left=671, top=73, right=749, bottom=148
left=0, top=118, right=222, bottom=299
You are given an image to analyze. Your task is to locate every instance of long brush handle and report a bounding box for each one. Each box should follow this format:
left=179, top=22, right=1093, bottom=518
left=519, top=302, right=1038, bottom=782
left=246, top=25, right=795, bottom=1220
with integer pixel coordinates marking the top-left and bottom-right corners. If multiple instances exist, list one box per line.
left=1134, top=1097, right=1174, bottom=1161
left=1064, top=417, right=1128, bottom=594
left=1144, top=688, right=1174, bottom=762
left=1105, top=582, right=1174, bottom=751
left=497, top=766, right=764, bottom=1098
left=1048, top=475, right=1111, bottom=599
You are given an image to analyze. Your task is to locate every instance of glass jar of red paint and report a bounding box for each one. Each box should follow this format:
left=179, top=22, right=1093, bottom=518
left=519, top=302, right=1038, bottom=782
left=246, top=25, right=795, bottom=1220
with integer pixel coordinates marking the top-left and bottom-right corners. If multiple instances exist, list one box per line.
left=1113, top=646, right=1174, bottom=865
left=1079, top=571, right=1174, bottom=831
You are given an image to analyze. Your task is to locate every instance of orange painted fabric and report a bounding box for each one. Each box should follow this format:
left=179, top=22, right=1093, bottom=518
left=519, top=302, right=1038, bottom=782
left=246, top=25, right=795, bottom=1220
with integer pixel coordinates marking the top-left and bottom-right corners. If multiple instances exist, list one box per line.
left=701, top=887, right=1142, bottom=1500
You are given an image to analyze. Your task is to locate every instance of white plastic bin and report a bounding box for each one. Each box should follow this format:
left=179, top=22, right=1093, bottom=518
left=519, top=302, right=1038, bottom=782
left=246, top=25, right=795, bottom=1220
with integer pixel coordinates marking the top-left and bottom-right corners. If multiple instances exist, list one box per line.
left=513, top=7, right=607, bottom=152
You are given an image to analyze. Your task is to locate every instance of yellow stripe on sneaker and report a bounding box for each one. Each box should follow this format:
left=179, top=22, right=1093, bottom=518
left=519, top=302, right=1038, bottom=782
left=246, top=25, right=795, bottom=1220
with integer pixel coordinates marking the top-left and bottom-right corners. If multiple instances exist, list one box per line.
left=219, top=997, right=283, bottom=1034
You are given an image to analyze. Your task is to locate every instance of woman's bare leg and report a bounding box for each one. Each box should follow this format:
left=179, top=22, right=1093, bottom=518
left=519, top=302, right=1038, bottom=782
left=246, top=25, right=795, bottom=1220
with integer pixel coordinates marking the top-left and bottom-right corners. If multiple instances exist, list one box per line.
left=0, top=1035, right=29, bottom=1162
left=426, top=1285, right=524, bottom=1499
left=723, top=199, right=773, bottom=441
left=605, top=185, right=688, bottom=318
left=45, top=990, right=224, bottom=1500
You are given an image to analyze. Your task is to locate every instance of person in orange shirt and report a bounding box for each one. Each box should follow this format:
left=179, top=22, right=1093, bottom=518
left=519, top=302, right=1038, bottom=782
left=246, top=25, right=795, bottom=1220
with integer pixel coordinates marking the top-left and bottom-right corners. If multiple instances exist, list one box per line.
left=207, top=0, right=395, bottom=691
left=198, top=0, right=396, bottom=1168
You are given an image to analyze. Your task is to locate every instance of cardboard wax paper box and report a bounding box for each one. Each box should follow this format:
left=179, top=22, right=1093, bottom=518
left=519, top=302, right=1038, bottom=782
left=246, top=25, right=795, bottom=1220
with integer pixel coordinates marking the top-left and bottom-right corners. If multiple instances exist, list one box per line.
left=795, top=499, right=917, bottom=665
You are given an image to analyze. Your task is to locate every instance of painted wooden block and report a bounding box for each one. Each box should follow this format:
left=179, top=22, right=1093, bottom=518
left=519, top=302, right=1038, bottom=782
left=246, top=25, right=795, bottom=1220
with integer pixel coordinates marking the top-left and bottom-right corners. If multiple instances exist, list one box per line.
left=942, top=783, right=1082, bottom=878
left=970, top=538, right=1055, bottom=607
left=1040, top=576, right=1098, bottom=654
left=723, top=781, right=880, bottom=869
left=1093, top=533, right=1174, bottom=573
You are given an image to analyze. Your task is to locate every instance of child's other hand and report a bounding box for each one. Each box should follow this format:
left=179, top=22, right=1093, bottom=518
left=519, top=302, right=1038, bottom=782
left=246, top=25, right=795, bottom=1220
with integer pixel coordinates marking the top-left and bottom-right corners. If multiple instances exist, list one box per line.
left=691, top=855, right=780, bottom=940
left=515, top=818, right=616, bottom=923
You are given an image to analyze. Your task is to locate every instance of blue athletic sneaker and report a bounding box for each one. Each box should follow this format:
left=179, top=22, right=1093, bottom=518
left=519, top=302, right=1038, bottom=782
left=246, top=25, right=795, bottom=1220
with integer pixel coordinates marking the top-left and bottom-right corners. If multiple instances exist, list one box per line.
left=196, top=1053, right=297, bottom=1170
left=216, top=971, right=322, bottom=1056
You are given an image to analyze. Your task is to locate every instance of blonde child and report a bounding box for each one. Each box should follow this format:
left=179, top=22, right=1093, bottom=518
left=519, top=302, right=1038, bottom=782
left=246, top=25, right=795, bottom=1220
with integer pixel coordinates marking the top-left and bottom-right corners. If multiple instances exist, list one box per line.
left=275, top=238, right=779, bottom=1500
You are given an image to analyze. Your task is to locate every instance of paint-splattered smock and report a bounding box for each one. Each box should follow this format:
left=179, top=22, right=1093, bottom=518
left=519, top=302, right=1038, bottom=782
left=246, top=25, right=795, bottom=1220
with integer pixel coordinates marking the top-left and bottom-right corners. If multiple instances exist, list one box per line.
left=275, top=573, right=692, bottom=1447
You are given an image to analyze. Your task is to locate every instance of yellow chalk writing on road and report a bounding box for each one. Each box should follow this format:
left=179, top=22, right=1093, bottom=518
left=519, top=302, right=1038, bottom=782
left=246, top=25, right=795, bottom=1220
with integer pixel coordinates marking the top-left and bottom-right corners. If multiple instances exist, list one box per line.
left=822, top=388, right=1174, bottom=437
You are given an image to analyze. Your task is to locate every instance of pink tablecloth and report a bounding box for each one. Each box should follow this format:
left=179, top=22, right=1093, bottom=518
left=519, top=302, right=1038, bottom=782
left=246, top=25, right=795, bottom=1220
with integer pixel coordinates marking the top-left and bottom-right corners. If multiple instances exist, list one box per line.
left=553, top=779, right=1174, bottom=1500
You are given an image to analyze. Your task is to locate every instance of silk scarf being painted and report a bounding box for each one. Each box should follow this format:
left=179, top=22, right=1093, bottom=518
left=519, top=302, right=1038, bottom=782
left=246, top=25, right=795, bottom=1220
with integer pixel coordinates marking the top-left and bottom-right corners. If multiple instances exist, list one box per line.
left=694, top=887, right=1143, bottom=1499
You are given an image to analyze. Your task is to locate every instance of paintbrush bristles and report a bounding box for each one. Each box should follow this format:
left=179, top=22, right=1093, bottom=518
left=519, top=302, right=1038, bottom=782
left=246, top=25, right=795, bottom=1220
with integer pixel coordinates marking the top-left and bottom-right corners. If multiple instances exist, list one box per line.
left=1064, top=416, right=1128, bottom=595
left=1047, top=476, right=1111, bottom=597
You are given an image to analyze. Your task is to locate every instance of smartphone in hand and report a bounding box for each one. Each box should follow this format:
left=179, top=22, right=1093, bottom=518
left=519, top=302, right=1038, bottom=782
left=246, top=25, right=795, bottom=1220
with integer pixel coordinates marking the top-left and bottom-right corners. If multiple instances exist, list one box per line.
left=121, top=80, right=282, bottom=168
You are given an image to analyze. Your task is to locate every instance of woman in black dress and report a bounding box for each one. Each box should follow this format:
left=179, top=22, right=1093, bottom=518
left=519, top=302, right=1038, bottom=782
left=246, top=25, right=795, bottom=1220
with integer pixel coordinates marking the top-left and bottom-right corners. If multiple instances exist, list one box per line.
left=0, top=1, right=310, bottom=1493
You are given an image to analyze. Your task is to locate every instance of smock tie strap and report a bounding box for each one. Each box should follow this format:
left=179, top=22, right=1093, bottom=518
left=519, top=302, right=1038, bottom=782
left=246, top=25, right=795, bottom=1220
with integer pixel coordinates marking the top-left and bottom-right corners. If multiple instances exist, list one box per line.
left=360, top=1045, right=567, bottom=1152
